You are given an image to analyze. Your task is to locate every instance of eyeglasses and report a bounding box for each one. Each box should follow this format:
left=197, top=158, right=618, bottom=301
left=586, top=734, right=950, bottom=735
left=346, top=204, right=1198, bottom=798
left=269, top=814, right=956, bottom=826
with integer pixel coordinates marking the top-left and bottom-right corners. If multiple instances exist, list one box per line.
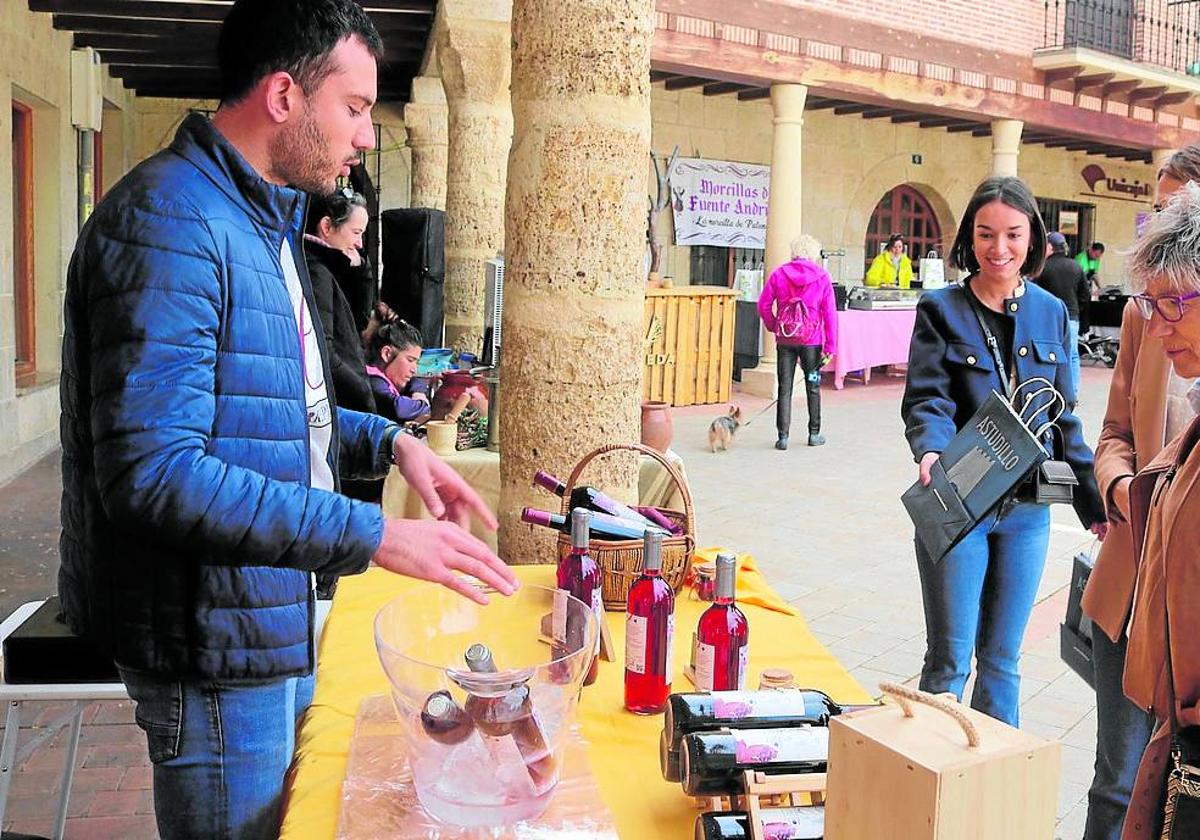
left=1132, top=291, right=1200, bottom=322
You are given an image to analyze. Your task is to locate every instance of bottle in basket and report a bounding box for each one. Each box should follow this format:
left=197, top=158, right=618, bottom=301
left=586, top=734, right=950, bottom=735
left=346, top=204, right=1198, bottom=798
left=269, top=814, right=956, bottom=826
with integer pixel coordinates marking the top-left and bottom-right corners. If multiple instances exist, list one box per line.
left=533, top=470, right=661, bottom=531
left=556, top=508, right=604, bottom=686
left=522, top=506, right=666, bottom=540
left=695, top=805, right=824, bottom=840
left=692, top=553, right=748, bottom=691
left=624, top=530, right=675, bottom=714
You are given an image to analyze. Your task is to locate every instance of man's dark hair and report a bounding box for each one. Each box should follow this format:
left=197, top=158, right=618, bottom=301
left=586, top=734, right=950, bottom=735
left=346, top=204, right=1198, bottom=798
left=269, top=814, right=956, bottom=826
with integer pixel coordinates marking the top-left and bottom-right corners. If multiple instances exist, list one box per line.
left=368, top=320, right=424, bottom=366
left=218, top=0, right=383, bottom=105
left=1090, top=242, right=1106, bottom=253
left=950, top=176, right=1048, bottom=278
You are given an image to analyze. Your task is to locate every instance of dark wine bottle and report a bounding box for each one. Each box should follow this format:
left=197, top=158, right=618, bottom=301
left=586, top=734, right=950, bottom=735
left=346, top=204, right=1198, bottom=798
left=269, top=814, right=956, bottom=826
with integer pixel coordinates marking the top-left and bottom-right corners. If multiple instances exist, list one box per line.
left=556, top=508, right=603, bottom=686
left=665, top=688, right=864, bottom=752
left=693, top=553, right=748, bottom=692
left=633, top=504, right=684, bottom=536
left=522, top=506, right=668, bottom=541
left=660, top=728, right=682, bottom=782
left=534, top=470, right=661, bottom=531
left=680, top=726, right=828, bottom=796
left=625, top=529, right=674, bottom=714
left=461, top=643, right=556, bottom=789
left=695, top=806, right=825, bottom=840
left=420, top=690, right=474, bottom=745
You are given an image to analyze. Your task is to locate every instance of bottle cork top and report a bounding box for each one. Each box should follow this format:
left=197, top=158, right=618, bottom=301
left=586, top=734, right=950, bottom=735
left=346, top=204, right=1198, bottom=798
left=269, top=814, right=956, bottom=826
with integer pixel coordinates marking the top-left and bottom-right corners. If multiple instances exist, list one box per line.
left=570, top=508, right=590, bottom=549
left=758, top=668, right=796, bottom=689
left=643, top=530, right=663, bottom=571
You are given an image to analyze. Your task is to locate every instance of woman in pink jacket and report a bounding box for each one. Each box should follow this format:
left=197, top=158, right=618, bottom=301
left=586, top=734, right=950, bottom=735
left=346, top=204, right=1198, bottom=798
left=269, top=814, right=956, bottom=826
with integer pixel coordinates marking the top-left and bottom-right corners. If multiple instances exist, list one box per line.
left=758, top=234, right=839, bottom=450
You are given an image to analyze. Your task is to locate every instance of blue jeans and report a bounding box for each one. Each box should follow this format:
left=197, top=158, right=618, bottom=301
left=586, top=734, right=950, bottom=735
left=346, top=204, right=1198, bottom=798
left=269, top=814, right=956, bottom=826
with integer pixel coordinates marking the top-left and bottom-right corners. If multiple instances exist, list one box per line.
left=915, top=501, right=1051, bottom=726
left=1068, top=318, right=1081, bottom=402
left=1084, top=628, right=1155, bottom=840
left=119, top=667, right=315, bottom=840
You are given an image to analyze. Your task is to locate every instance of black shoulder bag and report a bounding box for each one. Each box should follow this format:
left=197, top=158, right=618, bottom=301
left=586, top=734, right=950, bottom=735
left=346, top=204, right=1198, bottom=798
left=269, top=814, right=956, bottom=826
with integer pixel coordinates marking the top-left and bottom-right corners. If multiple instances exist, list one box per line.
left=966, top=286, right=1075, bottom=506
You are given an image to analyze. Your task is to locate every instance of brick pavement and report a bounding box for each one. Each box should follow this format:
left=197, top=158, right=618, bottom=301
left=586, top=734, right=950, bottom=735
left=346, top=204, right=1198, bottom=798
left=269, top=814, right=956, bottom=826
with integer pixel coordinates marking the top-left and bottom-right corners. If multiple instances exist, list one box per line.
left=0, top=363, right=1115, bottom=838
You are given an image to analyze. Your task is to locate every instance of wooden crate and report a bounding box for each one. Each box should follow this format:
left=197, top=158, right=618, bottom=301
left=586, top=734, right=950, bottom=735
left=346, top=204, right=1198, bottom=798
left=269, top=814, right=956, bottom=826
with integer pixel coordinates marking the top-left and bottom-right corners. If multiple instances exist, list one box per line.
left=825, top=685, right=1060, bottom=840
left=643, top=286, right=737, bottom=407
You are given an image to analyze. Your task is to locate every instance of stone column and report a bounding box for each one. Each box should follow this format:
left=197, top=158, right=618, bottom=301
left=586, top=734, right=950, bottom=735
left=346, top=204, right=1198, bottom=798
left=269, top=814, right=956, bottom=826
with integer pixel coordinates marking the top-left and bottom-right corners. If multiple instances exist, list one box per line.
left=990, top=119, right=1024, bottom=178
left=740, top=83, right=807, bottom=399
left=438, top=19, right=513, bottom=354
left=403, top=76, right=448, bottom=210
left=497, top=0, right=654, bottom=562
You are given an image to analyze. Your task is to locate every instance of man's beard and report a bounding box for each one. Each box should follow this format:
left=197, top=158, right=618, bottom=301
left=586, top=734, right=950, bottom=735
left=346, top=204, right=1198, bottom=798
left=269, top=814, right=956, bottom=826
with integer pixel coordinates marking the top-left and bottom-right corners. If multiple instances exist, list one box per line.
left=268, top=105, right=341, bottom=195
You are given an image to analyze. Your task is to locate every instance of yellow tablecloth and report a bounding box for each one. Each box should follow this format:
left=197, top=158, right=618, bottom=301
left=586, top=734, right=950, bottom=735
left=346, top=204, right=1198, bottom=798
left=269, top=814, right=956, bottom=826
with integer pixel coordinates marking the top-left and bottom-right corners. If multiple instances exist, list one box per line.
left=280, top=549, right=871, bottom=839
left=382, top=448, right=690, bottom=553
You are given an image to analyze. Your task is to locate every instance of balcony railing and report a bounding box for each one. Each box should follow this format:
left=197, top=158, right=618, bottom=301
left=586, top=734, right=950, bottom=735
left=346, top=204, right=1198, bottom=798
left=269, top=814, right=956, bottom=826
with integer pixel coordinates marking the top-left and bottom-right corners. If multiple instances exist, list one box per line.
left=1042, top=0, right=1200, bottom=76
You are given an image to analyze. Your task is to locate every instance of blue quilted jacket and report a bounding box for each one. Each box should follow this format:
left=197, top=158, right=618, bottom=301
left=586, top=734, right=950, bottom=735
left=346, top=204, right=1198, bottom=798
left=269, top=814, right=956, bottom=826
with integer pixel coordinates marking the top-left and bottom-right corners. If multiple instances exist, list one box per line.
left=59, top=114, right=399, bottom=680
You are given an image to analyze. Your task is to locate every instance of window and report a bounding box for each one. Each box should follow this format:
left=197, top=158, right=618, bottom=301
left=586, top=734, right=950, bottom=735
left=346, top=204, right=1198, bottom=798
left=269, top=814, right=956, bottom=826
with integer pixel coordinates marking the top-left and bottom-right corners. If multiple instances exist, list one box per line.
left=12, top=100, right=34, bottom=386
left=864, top=185, right=943, bottom=279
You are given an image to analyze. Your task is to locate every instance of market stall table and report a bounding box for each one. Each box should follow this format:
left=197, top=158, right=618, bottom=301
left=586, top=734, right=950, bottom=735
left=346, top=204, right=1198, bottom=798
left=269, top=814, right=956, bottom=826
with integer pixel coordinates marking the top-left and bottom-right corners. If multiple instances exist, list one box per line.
left=382, top=447, right=689, bottom=552
left=827, top=308, right=918, bottom=389
left=280, top=551, right=872, bottom=839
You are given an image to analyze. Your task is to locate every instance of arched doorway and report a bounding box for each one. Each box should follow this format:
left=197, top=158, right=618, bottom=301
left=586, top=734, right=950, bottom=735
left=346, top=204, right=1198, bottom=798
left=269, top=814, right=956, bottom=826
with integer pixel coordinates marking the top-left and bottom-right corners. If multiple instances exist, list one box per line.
left=864, top=185, right=943, bottom=279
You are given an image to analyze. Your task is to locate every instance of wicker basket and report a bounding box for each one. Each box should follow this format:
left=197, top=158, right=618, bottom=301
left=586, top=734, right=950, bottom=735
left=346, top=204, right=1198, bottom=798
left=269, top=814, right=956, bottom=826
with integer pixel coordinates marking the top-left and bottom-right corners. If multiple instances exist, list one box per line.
left=554, top=443, right=695, bottom=611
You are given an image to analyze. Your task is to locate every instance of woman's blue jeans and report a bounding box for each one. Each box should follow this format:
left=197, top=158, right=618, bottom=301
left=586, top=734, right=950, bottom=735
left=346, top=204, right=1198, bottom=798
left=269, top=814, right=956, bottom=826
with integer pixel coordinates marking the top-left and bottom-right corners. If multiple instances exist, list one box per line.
left=119, top=667, right=315, bottom=840
left=915, top=501, right=1051, bottom=726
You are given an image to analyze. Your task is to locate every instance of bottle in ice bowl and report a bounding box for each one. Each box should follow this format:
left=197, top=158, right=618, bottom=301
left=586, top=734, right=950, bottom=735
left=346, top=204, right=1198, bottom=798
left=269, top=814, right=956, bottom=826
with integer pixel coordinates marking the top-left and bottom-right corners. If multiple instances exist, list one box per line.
left=373, top=582, right=599, bottom=828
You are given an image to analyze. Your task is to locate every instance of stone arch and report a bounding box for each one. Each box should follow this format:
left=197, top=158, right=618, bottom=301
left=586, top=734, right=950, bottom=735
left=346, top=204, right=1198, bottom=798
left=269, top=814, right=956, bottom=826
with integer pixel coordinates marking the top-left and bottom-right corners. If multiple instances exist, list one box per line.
left=838, top=157, right=959, bottom=281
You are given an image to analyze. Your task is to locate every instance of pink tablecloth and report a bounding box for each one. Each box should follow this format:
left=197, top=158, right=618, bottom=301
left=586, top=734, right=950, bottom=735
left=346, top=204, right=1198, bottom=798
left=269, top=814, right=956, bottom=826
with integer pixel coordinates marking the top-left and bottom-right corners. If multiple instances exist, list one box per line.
left=827, top=308, right=918, bottom=389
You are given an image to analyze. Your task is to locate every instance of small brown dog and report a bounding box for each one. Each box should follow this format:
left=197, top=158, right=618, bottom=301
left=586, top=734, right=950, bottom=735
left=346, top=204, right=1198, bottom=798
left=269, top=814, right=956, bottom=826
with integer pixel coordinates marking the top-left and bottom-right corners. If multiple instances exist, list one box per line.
left=707, top=405, right=743, bottom=452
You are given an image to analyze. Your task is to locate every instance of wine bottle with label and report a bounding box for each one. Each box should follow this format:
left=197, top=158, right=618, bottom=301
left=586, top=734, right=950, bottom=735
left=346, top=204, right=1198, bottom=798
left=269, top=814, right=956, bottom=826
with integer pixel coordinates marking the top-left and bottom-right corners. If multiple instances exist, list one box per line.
left=522, top=506, right=668, bottom=541
left=665, top=688, right=869, bottom=752
left=625, top=530, right=675, bottom=714
left=556, top=508, right=604, bottom=686
left=680, top=726, right=828, bottom=796
left=692, top=552, right=748, bottom=692
left=695, top=806, right=825, bottom=840
left=461, top=643, right=557, bottom=790
left=533, top=470, right=661, bottom=531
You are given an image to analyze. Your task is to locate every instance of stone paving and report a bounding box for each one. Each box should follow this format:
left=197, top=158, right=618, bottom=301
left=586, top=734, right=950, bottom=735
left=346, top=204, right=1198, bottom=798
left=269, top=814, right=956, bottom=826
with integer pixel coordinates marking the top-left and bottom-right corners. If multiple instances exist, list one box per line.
left=0, top=362, right=1114, bottom=838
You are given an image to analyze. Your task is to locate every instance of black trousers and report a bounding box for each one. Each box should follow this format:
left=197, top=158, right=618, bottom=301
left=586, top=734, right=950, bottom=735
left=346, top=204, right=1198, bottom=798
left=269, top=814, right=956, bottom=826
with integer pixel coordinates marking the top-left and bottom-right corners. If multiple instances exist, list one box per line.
left=776, top=343, right=822, bottom=437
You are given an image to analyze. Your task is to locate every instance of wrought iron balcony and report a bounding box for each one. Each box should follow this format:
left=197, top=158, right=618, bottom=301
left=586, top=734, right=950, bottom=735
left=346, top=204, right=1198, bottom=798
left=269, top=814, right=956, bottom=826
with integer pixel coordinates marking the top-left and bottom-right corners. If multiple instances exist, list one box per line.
left=1042, top=0, right=1200, bottom=76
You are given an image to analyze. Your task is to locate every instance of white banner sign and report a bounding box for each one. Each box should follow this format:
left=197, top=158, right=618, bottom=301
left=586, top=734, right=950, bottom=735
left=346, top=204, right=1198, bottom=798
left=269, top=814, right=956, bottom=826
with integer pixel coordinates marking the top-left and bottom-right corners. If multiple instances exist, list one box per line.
left=670, top=158, right=771, bottom=249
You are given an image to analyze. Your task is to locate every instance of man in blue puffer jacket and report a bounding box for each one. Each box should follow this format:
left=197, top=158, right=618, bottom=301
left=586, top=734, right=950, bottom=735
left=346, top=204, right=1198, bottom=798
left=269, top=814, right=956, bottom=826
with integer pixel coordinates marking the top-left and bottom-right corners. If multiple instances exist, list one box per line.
left=58, top=1, right=518, bottom=837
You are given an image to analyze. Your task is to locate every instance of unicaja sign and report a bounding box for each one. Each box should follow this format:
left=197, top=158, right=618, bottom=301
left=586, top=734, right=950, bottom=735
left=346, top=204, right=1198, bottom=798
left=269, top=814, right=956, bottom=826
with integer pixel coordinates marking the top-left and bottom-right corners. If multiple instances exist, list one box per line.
left=1080, top=164, right=1152, bottom=200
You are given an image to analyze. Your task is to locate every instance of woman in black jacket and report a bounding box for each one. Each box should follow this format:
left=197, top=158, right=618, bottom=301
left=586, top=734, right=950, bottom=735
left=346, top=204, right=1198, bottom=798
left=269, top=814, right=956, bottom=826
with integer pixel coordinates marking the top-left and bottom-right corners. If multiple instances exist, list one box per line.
left=304, top=189, right=375, bottom=414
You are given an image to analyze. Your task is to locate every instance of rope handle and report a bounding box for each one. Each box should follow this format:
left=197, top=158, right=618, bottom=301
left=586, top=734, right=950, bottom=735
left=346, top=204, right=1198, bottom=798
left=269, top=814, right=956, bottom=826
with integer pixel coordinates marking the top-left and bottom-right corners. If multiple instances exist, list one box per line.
left=878, top=682, right=981, bottom=748
left=562, top=442, right=695, bottom=539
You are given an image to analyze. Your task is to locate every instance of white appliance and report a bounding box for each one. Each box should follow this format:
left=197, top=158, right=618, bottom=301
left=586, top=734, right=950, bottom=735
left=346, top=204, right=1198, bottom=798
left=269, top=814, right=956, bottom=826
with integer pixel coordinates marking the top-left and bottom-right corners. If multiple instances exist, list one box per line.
left=484, top=257, right=505, bottom=366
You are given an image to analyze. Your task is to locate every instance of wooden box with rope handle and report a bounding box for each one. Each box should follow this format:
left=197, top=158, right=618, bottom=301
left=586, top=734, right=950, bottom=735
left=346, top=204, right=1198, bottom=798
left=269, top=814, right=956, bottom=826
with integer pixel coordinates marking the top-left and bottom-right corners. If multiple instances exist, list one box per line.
left=824, top=683, right=1060, bottom=840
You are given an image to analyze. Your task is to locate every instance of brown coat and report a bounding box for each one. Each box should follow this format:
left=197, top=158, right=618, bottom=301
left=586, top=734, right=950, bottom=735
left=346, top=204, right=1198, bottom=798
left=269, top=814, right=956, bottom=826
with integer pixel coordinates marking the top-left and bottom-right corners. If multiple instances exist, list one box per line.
left=1121, top=416, right=1200, bottom=839
left=1083, top=301, right=1172, bottom=641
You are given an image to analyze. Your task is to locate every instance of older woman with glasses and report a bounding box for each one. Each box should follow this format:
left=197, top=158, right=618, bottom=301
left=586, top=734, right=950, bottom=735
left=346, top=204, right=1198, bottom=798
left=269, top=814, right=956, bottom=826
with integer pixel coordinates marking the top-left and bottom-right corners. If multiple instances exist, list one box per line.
left=1082, top=144, right=1200, bottom=840
left=1114, top=181, right=1200, bottom=839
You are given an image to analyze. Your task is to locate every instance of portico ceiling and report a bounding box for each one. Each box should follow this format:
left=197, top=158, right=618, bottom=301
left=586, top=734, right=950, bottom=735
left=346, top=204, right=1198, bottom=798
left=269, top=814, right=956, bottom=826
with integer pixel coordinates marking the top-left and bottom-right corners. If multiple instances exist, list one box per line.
left=28, top=0, right=434, bottom=101
left=650, top=71, right=1154, bottom=164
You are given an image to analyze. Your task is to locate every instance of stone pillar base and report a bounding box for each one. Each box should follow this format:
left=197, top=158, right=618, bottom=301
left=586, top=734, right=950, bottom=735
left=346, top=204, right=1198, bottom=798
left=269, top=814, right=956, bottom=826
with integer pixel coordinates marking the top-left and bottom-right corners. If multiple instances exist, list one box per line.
left=739, top=365, right=778, bottom=399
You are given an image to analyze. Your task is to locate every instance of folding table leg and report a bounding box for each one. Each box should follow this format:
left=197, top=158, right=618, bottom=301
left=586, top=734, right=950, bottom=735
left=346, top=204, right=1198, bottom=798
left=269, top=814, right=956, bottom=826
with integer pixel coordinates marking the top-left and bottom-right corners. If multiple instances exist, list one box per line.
left=53, top=706, right=85, bottom=840
left=0, top=700, right=23, bottom=830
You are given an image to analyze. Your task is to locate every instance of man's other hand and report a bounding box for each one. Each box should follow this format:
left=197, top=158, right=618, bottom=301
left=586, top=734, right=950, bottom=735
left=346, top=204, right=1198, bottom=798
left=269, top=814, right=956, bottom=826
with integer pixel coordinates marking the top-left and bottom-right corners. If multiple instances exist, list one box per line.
left=372, top=518, right=518, bottom=604
left=392, top=432, right=498, bottom=531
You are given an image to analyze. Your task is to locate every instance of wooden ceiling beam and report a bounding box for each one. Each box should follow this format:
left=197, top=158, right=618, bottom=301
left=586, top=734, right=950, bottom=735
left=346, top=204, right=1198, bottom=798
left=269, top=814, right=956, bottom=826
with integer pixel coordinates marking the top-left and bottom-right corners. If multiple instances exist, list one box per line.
left=1042, top=65, right=1083, bottom=85
left=917, top=116, right=962, bottom=128
left=832, top=103, right=871, bottom=115
left=859, top=107, right=897, bottom=119
left=32, top=0, right=232, bottom=21
left=663, top=76, right=710, bottom=91
left=1073, top=72, right=1114, bottom=93
left=890, top=113, right=926, bottom=123
left=1127, top=85, right=1168, bottom=102
left=804, top=98, right=842, bottom=110
left=702, top=81, right=750, bottom=96
left=1155, top=91, right=1193, bottom=108
left=1101, top=78, right=1141, bottom=98
left=53, top=11, right=428, bottom=35
left=944, top=122, right=979, bottom=133
left=649, top=70, right=675, bottom=83
left=93, top=49, right=217, bottom=68
left=736, top=87, right=770, bottom=101
left=971, top=127, right=993, bottom=137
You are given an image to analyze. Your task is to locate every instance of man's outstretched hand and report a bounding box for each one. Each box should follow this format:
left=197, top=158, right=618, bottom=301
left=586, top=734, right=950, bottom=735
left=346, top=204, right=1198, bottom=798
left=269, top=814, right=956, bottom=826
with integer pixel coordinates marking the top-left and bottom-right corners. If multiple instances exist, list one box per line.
left=377, top=433, right=515, bottom=604
left=372, top=518, right=517, bottom=605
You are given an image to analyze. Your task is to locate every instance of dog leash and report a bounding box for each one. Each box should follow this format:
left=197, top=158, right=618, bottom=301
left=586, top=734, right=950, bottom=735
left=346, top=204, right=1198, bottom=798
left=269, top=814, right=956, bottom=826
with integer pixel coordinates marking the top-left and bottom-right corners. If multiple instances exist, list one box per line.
left=740, top=399, right=778, bottom=428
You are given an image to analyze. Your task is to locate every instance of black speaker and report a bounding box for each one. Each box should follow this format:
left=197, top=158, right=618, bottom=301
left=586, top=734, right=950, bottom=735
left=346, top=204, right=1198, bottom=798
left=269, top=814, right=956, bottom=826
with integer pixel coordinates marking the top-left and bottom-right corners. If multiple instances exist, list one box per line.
left=2, top=597, right=118, bottom=684
left=380, top=208, right=446, bottom=348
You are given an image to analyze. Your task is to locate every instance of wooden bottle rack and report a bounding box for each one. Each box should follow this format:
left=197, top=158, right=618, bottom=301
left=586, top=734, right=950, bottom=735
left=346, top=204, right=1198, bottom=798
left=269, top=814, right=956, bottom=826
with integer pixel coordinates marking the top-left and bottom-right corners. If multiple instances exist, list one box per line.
left=694, top=769, right=827, bottom=840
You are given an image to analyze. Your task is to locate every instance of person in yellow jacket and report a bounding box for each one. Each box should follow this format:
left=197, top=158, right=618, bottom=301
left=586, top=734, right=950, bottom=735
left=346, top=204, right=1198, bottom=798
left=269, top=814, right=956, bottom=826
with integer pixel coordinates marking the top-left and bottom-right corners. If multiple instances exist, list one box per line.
left=865, top=233, right=914, bottom=288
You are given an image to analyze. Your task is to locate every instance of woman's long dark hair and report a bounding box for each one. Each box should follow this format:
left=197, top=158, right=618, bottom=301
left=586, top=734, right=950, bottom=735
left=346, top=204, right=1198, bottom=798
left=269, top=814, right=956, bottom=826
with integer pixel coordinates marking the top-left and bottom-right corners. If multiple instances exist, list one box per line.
left=949, top=176, right=1047, bottom=278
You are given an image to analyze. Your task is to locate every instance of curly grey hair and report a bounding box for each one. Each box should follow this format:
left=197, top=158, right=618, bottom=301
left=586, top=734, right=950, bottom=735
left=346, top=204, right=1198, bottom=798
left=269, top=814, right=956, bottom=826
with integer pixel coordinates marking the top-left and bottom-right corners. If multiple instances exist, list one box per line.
left=1126, top=180, right=1200, bottom=294
left=789, top=234, right=822, bottom=262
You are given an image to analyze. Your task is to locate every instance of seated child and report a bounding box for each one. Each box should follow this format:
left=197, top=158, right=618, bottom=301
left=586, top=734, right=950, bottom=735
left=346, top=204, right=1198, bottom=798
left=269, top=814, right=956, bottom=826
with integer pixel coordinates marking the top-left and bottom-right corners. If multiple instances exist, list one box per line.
left=364, top=320, right=430, bottom=424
